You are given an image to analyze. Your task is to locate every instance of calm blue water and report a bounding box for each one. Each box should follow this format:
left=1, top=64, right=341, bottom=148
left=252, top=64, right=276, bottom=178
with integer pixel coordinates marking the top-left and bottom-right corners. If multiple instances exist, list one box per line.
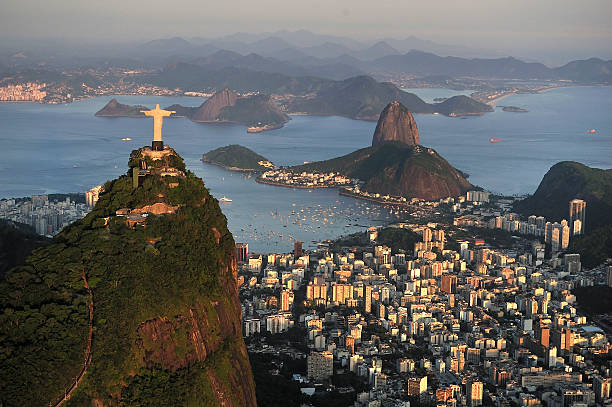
left=1, top=87, right=611, bottom=251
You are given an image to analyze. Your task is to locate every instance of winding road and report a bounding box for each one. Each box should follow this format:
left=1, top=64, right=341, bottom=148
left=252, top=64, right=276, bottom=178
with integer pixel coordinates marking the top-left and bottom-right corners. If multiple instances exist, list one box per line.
left=49, top=271, right=94, bottom=407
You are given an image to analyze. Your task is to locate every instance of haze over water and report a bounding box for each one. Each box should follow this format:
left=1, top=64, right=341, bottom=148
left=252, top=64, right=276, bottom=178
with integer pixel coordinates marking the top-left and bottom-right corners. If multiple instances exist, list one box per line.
left=1, top=86, right=611, bottom=251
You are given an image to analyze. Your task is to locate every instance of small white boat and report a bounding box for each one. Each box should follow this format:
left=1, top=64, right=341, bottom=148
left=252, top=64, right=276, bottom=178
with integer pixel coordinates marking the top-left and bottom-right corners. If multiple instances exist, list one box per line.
left=219, top=196, right=232, bottom=203
left=121, top=137, right=132, bottom=141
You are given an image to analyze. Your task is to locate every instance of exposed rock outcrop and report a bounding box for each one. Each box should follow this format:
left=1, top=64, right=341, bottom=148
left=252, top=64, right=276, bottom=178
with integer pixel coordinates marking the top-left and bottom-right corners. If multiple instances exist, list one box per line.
left=191, top=89, right=239, bottom=122
left=372, top=101, right=420, bottom=146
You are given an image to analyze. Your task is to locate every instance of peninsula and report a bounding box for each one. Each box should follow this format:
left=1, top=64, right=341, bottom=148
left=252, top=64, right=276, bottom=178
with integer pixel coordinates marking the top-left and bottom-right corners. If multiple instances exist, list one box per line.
left=256, top=102, right=473, bottom=201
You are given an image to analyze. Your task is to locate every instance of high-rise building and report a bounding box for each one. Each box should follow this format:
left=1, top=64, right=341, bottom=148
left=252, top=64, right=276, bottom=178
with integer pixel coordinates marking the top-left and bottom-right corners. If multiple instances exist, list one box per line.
left=441, top=275, right=457, bottom=294
left=294, top=240, right=303, bottom=259
left=551, top=327, right=573, bottom=352
left=407, top=376, right=427, bottom=396
left=306, top=276, right=327, bottom=303
left=535, top=322, right=550, bottom=347
left=331, top=283, right=353, bottom=305
left=85, top=185, right=104, bottom=207
left=569, top=199, right=586, bottom=235
left=467, top=381, right=483, bottom=407
left=307, top=351, right=333, bottom=381
left=364, top=285, right=372, bottom=313
left=235, top=243, right=248, bottom=263
left=550, top=222, right=570, bottom=252
left=280, top=290, right=293, bottom=311
left=593, top=375, right=611, bottom=402
left=467, top=190, right=490, bottom=203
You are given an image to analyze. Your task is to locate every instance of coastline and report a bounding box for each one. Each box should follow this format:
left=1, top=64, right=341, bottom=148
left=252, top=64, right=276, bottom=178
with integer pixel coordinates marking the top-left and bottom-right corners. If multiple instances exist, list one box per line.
left=254, top=176, right=417, bottom=207
left=201, top=160, right=263, bottom=173
left=255, top=177, right=332, bottom=189
left=338, top=188, right=411, bottom=207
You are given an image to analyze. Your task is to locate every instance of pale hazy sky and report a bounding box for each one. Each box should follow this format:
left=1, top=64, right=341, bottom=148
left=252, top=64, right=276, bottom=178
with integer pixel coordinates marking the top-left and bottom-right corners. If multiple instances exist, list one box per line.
left=3, top=0, right=612, bottom=58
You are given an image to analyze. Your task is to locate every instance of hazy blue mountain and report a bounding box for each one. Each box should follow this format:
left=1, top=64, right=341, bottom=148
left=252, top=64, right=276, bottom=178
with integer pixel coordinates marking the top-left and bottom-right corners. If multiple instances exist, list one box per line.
left=191, top=50, right=364, bottom=80
left=369, top=50, right=554, bottom=78
left=554, top=57, right=612, bottom=83
left=265, top=47, right=311, bottom=61
left=299, top=42, right=356, bottom=59
left=141, top=37, right=194, bottom=53
left=351, top=41, right=401, bottom=60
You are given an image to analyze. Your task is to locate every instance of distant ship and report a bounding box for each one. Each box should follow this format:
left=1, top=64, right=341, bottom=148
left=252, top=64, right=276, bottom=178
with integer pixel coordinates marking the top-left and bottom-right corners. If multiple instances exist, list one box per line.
left=121, top=137, right=132, bottom=141
left=587, top=129, right=596, bottom=134
left=490, top=138, right=502, bottom=143
left=219, top=196, right=232, bottom=203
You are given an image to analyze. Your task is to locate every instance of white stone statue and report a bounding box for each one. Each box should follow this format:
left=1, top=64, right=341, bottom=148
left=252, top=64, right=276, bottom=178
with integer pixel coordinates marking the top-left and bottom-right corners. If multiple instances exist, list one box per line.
left=141, top=104, right=175, bottom=150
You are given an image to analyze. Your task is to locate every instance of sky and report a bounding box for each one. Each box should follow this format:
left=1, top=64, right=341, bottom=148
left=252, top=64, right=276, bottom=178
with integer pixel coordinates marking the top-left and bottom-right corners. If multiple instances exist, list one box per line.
left=2, top=0, right=612, bottom=62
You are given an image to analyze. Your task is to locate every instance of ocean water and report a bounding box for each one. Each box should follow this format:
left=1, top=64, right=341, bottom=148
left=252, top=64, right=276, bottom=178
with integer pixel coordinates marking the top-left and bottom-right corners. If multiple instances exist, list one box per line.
left=1, top=87, right=611, bottom=251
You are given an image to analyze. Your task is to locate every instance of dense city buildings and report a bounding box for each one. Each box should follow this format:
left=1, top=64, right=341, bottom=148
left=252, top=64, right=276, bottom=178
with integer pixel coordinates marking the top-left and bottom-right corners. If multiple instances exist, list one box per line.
left=0, top=194, right=89, bottom=235
left=238, top=191, right=612, bottom=407
left=0, top=174, right=610, bottom=406
left=0, top=82, right=47, bottom=101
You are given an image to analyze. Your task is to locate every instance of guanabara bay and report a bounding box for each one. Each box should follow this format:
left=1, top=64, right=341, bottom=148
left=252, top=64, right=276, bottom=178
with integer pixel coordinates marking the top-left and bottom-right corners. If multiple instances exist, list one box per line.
left=0, top=106, right=257, bottom=407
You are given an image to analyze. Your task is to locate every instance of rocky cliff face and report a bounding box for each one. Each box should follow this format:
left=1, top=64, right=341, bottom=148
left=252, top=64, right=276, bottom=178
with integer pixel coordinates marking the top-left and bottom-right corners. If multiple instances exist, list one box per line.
left=371, top=101, right=420, bottom=146
left=0, top=147, right=256, bottom=407
left=191, top=89, right=239, bottom=122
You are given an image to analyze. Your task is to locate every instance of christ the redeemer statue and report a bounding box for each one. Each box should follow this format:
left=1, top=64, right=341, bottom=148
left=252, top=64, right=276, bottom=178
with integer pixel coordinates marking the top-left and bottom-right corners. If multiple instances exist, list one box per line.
left=141, top=104, right=175, bottom=151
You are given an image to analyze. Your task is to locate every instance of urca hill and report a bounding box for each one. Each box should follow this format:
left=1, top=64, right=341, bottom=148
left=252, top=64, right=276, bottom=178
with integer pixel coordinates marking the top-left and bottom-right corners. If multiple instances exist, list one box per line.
left=292, top=101, right=472, bottom=200
left=0, top=146, right=256, bottom=406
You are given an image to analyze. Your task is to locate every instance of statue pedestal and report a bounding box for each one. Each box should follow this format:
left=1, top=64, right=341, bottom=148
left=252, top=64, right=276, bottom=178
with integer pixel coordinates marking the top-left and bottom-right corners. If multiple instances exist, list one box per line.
left=152, top=140, right=164, bottom=151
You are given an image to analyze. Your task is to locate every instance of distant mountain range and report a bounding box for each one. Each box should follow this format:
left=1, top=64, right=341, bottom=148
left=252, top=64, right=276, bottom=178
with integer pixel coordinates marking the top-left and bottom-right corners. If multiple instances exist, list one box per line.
left=132, top=41, right=612, bottom=84
left=4, top=30, right=610, bottom=84
left=130, top=32, right=612, bottom=83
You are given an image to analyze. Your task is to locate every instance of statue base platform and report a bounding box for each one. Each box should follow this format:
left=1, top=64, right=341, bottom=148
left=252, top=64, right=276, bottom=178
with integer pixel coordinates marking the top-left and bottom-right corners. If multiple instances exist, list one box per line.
left=152, top=140, right=164, bottom=151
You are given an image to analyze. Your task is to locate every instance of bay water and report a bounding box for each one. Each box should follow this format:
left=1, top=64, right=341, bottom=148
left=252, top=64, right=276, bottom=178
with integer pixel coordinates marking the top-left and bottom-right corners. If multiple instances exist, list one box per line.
left=1, top=86, right=610, bottom=251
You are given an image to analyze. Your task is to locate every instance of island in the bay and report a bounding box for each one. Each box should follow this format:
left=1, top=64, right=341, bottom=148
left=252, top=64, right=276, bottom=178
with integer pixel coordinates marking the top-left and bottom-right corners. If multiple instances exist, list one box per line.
left=500, top=105, right=529, bottom=113
left=202, top=144, right=276, bottom=172
left=95, top=88, right=290, bottom=133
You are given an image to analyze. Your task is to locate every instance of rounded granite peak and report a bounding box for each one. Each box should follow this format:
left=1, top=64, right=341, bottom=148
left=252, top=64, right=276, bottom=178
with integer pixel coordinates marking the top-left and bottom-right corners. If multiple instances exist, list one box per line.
left=371, top=101, right=420, bottom=147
